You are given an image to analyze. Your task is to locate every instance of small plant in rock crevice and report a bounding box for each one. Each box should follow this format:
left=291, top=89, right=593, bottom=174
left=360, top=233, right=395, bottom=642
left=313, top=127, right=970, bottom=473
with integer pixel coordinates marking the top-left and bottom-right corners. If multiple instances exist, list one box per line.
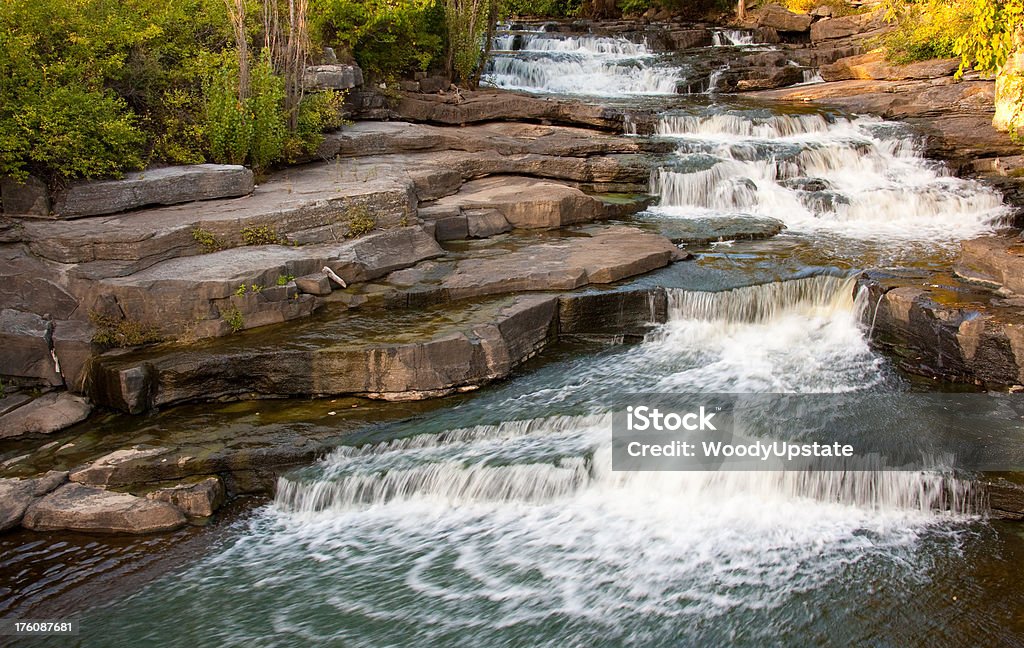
left=222, top=306, right=245, bottom=333
left=192, top=227, right=225, bottom=252
left=89, top=311, right=164, bottom=348
left=345, top=204, right=376, bottom=238
left=240, top=224, right=282, bottom=246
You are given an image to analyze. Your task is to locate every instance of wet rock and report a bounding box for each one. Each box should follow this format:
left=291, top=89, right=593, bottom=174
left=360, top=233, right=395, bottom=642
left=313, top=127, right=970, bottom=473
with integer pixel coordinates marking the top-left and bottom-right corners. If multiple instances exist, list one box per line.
left=756, top=5, right=812, bottom=32
left=51, top=319, right=95, bottom=392
left=986, top=477, right=1024, bottom=520
left=146, top=476, right=225, bottom=518
left=1, top=175, right=50, bottom=216
left=0, top=392, right=92, bottom=439
left=956, top=237, right=1024, bottom=295
left=821, top=51, right=959, bottom=82
left=51, top=165, right=255, bottom=220
left=69, top=447, right=173, bottom=486
left=859, top=272, right=1024, bottom=386
left=735, top=66, right=805, bottom=91
left=0, top=470, right=70, bottom=530
left=653, top=216, right=786, bottom=245
left=442, top=226, right=681, bottom=300
left=558, top=288, right=667, bottom=337
left=22, top=483, right=186, bottom=534
left=303, top=64, right=363, bottom=90
left=0, top=309, right=60, bottom=386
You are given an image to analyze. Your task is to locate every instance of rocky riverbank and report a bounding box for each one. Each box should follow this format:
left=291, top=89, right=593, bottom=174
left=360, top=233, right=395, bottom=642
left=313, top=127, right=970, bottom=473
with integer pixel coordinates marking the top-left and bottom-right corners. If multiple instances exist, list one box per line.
left=3, top=7, right=1024, bottom=535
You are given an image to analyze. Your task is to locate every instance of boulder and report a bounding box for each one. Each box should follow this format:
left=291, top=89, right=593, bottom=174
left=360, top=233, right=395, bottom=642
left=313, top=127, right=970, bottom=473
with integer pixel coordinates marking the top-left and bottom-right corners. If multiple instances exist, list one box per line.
left=1, top=175, right=50, bottom=216
left=146, top=476, right=225, bottom=518
left=0, top=392, right=92, bottom=439
left=70, top=447, right=173, bottom=486
left=22, top=483, right=186, bottom=534
left=427, top=177, right=605, bottom=229
left=51, top=165, right=255, bottom=220
left=0, top=470, right=69, bottom=531
left=0, top=309, right=61, bottom=385
left=810, top=12, right=885, bottom=42
left=735, top=66, right=806, bottom=91
left=294, top=274, right=332, bottom=296
left=465, top=209, right=512, bottom=238
left=956, top=237, right=1024, bottom=295
left=303, top=64, right=364, bottom=90
left=756, top=5, right=812, bottom=32
left=821, top=51, right=959, bottom=82
left=558, top=288, right=667, bottom=337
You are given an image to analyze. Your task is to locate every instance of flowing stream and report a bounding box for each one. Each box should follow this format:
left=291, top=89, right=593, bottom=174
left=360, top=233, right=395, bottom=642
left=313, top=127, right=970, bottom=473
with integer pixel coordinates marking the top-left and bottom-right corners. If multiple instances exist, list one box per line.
left=73, top=27, right=1024, bottom=647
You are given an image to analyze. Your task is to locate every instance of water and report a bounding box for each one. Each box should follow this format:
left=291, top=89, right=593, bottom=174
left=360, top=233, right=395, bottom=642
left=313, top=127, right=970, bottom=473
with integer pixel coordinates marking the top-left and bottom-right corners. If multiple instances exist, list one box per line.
left=484, top=28, right=682, bottom=95
left=647, top=110, right=1008, bottom=261
left=712, top=29, right=756, bottom=47
left=36, top=23, right=1024, bottom=647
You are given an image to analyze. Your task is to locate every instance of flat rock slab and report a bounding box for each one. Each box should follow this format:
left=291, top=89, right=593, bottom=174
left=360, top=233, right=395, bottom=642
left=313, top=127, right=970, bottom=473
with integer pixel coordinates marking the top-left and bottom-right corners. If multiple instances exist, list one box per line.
left=89, top=294, right=561, bottom=411
left=50, top=165, right=254, bottom=220
left=25, top=167, right=415, bottom=271
left=821, top=51, right=959, bottom=82
left=0, top=392, right=92, bottom=439
left=83, top=226, right=444, bottom=334
left=394, top=90, right=632, bottom=130
left=956, top=236, right=1024, bottom=295
left=441, top=225, right=683, bottom=300
left=22, top=483, right=186, bottom=534
left=426, top=176, right=606, bottom=230
left=645, top=216, right=786, bottom=245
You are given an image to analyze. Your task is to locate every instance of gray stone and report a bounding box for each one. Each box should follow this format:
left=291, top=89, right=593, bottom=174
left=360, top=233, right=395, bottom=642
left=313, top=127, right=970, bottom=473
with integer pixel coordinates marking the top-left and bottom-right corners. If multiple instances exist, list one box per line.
left=0, top=392, right=92, bottom=439
left=51, top=165, right=255, bottom=219
left=465, top=209, right=512, bottom=238
left=0, top=479, right=34, bottom=531
left=295, top=274, right=332, bottom=296
left=303, top=64, right=364, bottom=90
left=1, top=175, right=50, bottom=216
left=756, top=5, right=812, bottom=32
left=52, top=319, right=95, bottom=392
left=22, top=483, right=186, bottom=534
left=146, top=476, right=225, bottom=518
left=418, top=76, right=449, bottom=94
left=70, top=447, right=172, bottom=486
left=429, top=177, right=605, bottom=230
left=0, top=309, right=60, bottom=385
left=810, top=12, right=885, bottom=41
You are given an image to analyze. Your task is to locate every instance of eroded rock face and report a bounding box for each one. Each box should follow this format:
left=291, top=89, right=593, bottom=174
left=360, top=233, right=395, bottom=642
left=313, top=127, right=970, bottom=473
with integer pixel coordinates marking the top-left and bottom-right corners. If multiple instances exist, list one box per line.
left=146, top=476, right=225, bottom=518
left=859, top=270, right=1024, bottom=387
left=755, top=5, right=812, bottom=33
left=425, top=177, right=605, bottom=230
left=810, top=12, right=887, bottom=42
left=70, top=447, right=173, bottom=486
left=0, top=392, right=92, bottom=439
left=821, top=51, right=959, bottom=82
left=22, top=483, right=186, bottom=534
left=51, top=165, right=255, bottom=220
left=994, top=51, right=1024, bottom=135
left=956, top=236, right=1024, bottom=294
left=303, top=64, right=363, bottom=91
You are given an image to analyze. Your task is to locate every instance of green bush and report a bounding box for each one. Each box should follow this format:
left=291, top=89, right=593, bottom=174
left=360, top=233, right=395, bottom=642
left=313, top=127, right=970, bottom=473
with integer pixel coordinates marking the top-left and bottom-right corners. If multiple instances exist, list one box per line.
left=504, top=0, right=583, bottom=17
left=311, top=0, right=445, bottom=78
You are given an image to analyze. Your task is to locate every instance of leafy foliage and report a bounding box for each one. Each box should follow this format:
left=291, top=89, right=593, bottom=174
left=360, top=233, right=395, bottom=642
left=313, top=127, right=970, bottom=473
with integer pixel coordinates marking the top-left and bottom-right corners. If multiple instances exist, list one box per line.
left=504, top=0, right=583, bottom=16
left=310, top=0, right=445, bottom=78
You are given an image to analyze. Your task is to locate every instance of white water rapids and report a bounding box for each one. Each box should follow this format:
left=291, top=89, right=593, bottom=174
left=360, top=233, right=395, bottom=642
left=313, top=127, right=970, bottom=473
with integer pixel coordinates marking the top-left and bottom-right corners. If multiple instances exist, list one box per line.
left=484, top=29, right=681, bottom=95
left=649, top=112, right=1008, bottom=243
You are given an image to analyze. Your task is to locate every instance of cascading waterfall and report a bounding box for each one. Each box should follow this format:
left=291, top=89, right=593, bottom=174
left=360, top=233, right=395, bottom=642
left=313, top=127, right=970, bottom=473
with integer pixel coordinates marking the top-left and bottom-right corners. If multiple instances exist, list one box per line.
left=275, top=277, right=976, bottom=519
left=712, top=29, right=756, bottom=46
left=484, top=28, right=682, bottom=95
left=649, top=111, right=1009, bottom=241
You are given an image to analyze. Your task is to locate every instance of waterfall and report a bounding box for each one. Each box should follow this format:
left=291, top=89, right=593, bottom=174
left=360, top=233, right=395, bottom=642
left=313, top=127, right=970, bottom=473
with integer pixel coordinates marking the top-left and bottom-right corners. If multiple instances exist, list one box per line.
left=483, top=28, right=682, bottom=96
left=712, top=29, right=756, bottom=46
left=649, top=112, right=1009, bottom=241
left=664, top=275, right=861, bottom=324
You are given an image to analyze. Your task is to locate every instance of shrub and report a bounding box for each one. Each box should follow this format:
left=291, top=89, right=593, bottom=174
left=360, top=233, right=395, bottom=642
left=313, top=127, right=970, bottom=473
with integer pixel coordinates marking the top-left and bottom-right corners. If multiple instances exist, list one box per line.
left=222, top=306, right=245, bottom=333
left=192, top=226, right=225, bottom=252
left=346, top=205, right=376, bottom=237
left=504, top=0, right=583, bottom=16
left=310, top=0, right=445, bottom=78
left=241, top=224, right=282, bottom=245
left=89, top=312, right=163, bottom=348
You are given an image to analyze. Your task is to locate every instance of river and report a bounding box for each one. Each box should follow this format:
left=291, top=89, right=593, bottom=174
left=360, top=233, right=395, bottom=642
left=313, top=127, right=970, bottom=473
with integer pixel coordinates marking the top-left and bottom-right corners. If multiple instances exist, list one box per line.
left=16, top=24, right=1024, bottom=647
